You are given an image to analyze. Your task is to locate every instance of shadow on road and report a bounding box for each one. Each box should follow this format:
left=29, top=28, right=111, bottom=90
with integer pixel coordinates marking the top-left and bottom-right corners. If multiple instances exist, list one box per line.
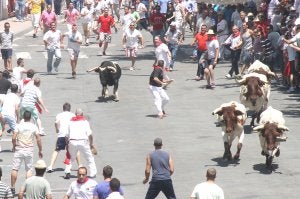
left=252, top=163, right=280, bottom=174
left=210, top=157, right=240, bottom=167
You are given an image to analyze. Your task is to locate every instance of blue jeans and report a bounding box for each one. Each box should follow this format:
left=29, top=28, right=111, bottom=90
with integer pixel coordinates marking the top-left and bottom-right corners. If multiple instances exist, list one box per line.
left=196, top=50, right=206, bottom=77
left=168, top=43, right=178, bottom=69
left=47, top=48, right=61, bottom=72
left=15, top=0, right=25, bottom=20
left=145, top=179, right=176, bottom=199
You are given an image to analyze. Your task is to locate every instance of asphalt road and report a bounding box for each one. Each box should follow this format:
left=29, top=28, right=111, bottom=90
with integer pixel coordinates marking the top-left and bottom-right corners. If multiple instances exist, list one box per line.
left=0, top=17, right=300, bottom=199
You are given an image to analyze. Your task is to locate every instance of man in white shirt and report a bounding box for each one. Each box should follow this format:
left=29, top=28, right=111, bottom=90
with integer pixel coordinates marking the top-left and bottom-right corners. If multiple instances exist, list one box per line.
left=154, top=36, right=171, bottom=70
left=65, top=108, right=97, bottom=178
left=64, top=167, right=97, bottom=199
left=190, top=168, right=224, bottom=199
left=121, top=6, right=135, bottom=31
left=1, top=84, right=20, bottom=136
left=43, top=22, right=62, bottom=74
left=106, top=178, right=124, bottom=199
left=46, top=102, right=80, bottom=173
left=122, top=22, right=144, bottom=70
left=62, top=24, right=83, bottom=78
left=81, top=0, right=94, bottom=45
left=136, top=0, right=148, bottom=30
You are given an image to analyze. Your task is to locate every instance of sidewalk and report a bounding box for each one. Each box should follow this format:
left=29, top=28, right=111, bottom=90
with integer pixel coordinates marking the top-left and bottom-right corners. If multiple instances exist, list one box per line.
left=0, top=17, right=32, bottom=34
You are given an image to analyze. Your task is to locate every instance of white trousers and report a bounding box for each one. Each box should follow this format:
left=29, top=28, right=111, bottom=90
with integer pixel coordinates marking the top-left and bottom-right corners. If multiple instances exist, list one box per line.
left=65, top=140, right=97, bottom=176
left=149, top=85, right=169, bottom=114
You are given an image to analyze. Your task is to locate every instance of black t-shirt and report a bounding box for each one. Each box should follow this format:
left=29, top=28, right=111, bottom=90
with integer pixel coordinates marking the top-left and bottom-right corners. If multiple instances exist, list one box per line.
left=149, top=67, right=164, bottom=87
left=0, top=79, right=11, bottom=94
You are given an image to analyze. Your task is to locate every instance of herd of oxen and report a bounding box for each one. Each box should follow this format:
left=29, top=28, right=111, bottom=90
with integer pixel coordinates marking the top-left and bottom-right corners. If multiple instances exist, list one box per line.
left=87, top=60, right=289, bottom=170
left=212, top=60, right=289, bottom=170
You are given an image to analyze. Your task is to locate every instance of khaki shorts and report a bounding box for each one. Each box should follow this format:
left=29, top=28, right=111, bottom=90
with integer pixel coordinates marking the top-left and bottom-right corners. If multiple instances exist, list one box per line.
left=12, top=150, right=34, bottom=171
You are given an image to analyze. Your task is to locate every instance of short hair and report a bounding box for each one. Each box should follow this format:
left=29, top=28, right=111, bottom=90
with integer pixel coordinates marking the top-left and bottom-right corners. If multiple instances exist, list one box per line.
left=23, top=110, right=32, bottom=121
left=110, top=178, right=121, bottom=192
left=17, top=58, right=24, bottom=65
left=75, top=108, right=83, bottom=116
left=35, top=168, right=46, bottom=176
left=78, top=166, right=88, bottom=175
left=4, top=22, right=10, bottom=27
left=27, top=69, right=35, bottom=78
left=157, top=60, right=164, bottom=67
left=34, top=77, right=41, bottom=86
left=103, top=165, right=113, bottom=178
left=206, top=168, right=216, bottom=180
left=63, top=102, right=71, bottom=111
left=10, top=84, right=18, bottom=93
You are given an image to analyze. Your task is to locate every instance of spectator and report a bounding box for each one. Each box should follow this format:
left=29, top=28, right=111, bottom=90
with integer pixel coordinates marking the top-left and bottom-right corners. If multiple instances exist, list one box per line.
left=106, top=178, right=124, bottom=199
left=11, top=110, right=42, bottom=195
left=93, top=165, right=125, bottom=199
left=64, top=166, right=97, bottom=199
left=143, top=138, right=176, bottom=198
left=18, top=159, right=52, bottom=199
left=190, top=168, right=224, bottom=199
left=65, top=108, right=97, bottom=179
left=0, top=22, right=14, bottom=71
left=0, top=167, right=13, bottom=199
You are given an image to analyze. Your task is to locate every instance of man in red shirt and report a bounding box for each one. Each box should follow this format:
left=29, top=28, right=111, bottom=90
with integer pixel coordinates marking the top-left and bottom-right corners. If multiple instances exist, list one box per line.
left=191, top=24, right=208, bottom=80
left=149, top=5, right=166, bottom=44
left=97, top=8, right=117, bottom=56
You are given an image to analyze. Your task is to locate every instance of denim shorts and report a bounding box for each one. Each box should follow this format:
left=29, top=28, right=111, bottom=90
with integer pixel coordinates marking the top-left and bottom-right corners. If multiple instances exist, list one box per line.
left=1, top=49, right=13, bottom=59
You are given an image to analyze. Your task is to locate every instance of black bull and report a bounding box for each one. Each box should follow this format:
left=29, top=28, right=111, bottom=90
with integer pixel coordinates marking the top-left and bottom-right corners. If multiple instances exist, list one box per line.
left=94, top=61, right=122, bottom=101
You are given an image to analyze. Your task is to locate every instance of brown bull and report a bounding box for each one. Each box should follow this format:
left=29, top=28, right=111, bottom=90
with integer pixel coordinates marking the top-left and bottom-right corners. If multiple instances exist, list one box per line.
left=213, top=103, right=247, bottom=161
left=239, top=76, right=268, bottom=127
left=254, top=122, right=288, bottom=169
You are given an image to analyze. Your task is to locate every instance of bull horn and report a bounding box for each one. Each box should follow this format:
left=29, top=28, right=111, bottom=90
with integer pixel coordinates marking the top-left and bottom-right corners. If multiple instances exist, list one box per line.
left=98, top=66, right=106, bottom=72
left=106, top=66, right=117, bottom=73
left=236, top=77, right=246, bottom=84
left=268, top=72, right=275, bottom=77
left=276, top=136, right=287, bottom=142
left=212, top=107, right=222, bottom=115
left=278, top=124, right=289, bottom=131
left=253, top=124, right=264, bottom=132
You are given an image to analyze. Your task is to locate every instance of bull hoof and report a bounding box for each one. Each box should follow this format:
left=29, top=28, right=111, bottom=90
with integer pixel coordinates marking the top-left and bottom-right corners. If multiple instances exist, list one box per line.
left=223, top=152, right=232, bottom=161
left=113, top=98, right=119, bottom=102
left=265, top=155, right=273, bottom=169
left=261, top=150, right=267, bottom=156
left=275, top=149, right=280, bottom=157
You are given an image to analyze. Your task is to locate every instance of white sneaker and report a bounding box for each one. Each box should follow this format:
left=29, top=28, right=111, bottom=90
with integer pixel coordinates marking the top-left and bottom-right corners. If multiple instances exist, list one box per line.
left=225, top=74, right=232, bottom=79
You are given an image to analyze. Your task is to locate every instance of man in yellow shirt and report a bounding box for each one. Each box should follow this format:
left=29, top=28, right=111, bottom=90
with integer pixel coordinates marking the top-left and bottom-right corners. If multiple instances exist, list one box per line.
left=28, top=0, right=45, bottom=38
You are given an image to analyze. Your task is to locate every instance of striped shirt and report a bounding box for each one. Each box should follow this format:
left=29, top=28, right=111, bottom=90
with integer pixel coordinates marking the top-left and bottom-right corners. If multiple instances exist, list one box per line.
left=0, top=31, right=14, bottom=49
left=21, top=85, right=41, bottom=107
left=0, top=181, right=13, bottom=199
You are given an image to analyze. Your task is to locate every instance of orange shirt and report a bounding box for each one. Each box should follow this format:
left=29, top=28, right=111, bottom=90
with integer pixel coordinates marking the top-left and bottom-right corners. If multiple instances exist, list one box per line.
left=195, top=33, right=208, bottom=51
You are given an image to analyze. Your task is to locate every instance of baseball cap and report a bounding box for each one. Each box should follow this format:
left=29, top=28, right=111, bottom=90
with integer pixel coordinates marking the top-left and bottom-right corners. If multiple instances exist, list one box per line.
left=154, top=138, right=162, bottom=146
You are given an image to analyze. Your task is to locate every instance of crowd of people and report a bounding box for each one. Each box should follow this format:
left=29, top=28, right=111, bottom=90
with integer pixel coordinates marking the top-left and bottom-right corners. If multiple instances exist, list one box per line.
left=1, top=0, right=300, bottom=198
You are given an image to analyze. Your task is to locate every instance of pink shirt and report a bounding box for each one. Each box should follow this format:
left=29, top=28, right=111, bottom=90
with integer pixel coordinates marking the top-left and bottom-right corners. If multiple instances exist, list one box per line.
left=40, top=10, right=57, bottom=27
left=64, top=8, right=80, bottom=25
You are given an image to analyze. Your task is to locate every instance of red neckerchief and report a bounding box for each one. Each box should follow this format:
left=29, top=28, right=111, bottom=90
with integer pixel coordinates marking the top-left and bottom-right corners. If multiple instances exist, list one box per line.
left=70, top=115, right=86, bottom=121
left=77, top=177, right=88, bottom=184
left=156, top=41, right=163, bottom=46
left=23, top=78, right=32, bottom=85
left=233, top=31, right=240, bottom=38
left=207, top=36, right=217, bottom=41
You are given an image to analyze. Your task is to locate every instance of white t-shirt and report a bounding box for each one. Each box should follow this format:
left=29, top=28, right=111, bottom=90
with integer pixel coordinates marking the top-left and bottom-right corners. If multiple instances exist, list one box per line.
left=155, top=43, right=170, bottom=67
left=64, top=31, right=82, bottom=51
left=12, top=66, right=26, bottom=83
left=191, top=182, right=224, bottom=199
left=66, top=179, right=97, bottom=199
left=137, top=2, right=147, bottom=19
left=165, top=28, right=181, bottom=44
left=1, top=93, right=20, bottom=118
left=123, top=29, right=142, bottom=48
left=121, top=13, right=135, bottom=30
left=15, top=121, right=39, bottom=151
left=43, top=30, right=61, bottom=50
left=81, top=7, right=94, bottom=23
left=107, top=192, right=125, bottom=199
left=206, top=39, right=219, bottom=59
left=67, top=119, right=92, bottom=140
left=55, top=111, right=75, bottom=137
